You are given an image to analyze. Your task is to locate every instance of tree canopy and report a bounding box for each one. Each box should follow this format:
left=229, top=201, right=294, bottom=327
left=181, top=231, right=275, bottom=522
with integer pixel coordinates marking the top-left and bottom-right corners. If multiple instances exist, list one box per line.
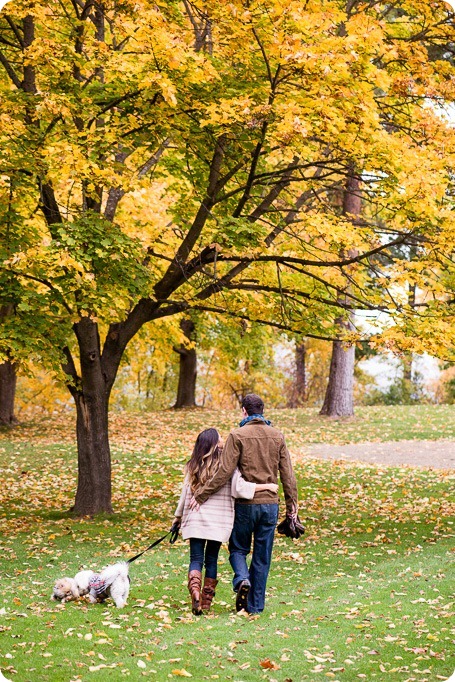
left=0, top=0, right=454, bottom=512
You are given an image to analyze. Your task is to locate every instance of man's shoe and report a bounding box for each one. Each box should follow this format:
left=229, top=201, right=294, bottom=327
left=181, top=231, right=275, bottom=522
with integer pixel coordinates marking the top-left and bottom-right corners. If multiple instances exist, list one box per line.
left=235, top=579, right=251, bottom=612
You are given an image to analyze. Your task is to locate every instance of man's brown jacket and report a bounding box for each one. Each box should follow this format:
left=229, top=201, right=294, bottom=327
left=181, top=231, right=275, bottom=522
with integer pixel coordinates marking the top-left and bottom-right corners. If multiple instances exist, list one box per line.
left=194, top=418, right=298, bottom=515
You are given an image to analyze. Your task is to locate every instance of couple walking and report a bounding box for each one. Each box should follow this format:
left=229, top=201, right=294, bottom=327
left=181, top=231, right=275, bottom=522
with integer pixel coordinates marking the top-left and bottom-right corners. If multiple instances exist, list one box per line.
left=174, top=393, right=299, bottom=616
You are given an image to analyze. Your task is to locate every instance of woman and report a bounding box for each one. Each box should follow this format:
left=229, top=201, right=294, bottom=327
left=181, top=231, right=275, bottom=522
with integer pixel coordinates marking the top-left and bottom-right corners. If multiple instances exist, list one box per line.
left=174, top=428, right=278, bottom=615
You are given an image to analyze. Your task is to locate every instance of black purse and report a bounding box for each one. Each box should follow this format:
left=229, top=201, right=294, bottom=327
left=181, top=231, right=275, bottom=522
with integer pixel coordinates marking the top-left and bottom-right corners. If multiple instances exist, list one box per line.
left=277, top=514, right=305, bottom=539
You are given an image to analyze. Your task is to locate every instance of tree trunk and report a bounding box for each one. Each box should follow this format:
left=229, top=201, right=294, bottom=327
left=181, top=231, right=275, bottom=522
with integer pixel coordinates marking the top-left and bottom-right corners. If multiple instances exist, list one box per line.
left=319, top=319, right=355, bottom=417
left=288, top=341, right=307, bottom=407
left=70, top=318, right=113, bottom=516
left=0, top=360, right=18, bottom=426
left=403, top=353, right=412, bottom=384
left=73, top=389, right=112, bottom=515
left=320, top=170, right=360, bottom=417
left=174, top=319, right=197, bottom=408
left=401, top=353, right=414, bottom=403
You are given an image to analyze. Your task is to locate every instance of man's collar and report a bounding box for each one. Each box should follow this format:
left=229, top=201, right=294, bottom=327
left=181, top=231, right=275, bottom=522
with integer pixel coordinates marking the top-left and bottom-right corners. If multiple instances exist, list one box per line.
left=239, top=413, right=272, bottom=427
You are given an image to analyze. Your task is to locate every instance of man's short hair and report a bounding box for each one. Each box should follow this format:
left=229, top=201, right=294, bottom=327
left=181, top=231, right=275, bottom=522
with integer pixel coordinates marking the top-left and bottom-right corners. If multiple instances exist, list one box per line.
left=242, top=393, right=264, bottom=415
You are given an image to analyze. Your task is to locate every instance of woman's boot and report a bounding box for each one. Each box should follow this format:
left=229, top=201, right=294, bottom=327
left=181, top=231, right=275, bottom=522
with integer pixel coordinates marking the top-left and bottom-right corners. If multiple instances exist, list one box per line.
left=201, top=577, right=218, bottom=613
left=187, top=570, right=202, bottom=615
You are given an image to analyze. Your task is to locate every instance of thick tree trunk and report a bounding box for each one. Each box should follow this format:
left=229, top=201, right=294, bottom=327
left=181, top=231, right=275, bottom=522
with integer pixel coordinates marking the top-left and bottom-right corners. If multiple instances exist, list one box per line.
left=174, top=319, right=197, bottom=408
left=0, top=360, right=18, bottom=426
left=73, top=390, right=112, bottom=515
left=319, top=319, right=355, bottom=417
left=70, top=318, right=113, bottom=516
left=320, top=170, right=360, bottom=418
left=288, top=341, right=307, bottom=407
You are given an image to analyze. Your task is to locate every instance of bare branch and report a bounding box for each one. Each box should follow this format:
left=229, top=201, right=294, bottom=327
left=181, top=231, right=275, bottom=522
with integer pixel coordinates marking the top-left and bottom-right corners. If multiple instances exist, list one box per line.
left=192, top=304, right=338, bottom=341
left=225, top=283, right=384, bottom=312
left=216, top=233, right=414, bottom=269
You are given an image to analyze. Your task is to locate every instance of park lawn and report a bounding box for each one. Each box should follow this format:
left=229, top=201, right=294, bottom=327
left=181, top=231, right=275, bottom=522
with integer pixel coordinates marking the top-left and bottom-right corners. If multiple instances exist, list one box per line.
left=0, top=407, right=454, bottom=682
left=6, top=405, right=455, bottom=456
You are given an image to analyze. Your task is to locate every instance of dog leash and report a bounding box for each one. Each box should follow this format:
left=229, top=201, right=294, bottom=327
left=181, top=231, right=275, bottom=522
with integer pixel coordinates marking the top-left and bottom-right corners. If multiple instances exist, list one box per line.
left=126, top=522, right=180, bottom=564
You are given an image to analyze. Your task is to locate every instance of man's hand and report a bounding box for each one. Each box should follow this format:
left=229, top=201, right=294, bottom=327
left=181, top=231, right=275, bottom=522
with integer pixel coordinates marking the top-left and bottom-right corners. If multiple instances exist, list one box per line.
left=189, top=496, right=200, bottom=512
left=288, top=502, right=298, bottom=521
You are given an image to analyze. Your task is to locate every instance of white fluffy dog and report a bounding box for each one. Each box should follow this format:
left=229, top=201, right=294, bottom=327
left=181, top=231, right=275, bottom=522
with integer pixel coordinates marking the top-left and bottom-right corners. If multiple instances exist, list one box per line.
left=87, top=562, right=130, bottom=608
left=52, top=562, right=130, bottom=608
left=52, top=569, right=94, bottom=603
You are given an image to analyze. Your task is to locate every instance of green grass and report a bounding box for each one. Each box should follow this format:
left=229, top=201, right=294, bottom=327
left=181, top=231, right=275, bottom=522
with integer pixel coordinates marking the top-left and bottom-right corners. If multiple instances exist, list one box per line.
left=0, top=407, right=454, bottom=682
left=4, top=404, right=455, bottom=453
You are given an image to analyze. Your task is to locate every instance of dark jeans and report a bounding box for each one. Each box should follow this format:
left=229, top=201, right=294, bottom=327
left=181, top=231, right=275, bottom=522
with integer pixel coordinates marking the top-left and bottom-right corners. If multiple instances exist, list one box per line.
left=189, top=538, right=222, bottom=579
left=228, top=502, right=279, bottom=614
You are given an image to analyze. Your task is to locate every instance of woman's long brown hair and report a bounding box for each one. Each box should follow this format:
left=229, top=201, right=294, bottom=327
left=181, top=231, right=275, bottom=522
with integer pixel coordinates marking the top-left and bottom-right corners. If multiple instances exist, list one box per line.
left=186, top=428, right=221, bottom=495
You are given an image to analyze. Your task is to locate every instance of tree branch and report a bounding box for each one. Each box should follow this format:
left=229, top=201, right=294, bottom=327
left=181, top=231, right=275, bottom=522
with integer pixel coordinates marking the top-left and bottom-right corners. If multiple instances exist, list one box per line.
left=6, top=269, right=73, bottom=315
left=192, top=304, right=338, bottom=341
left=104, top=138, right=170, bottom=222
left=0, top=49, right=21, bottom=88
left=5, top=16, right=25, bottom=48
left=224, top=283, right=384, bottom=311
left=153, top=134, right=228, bottom=299
left=39, top=181, right=63, bottom=228
left=216, top=233, right=414, bottom=269
left=62, top=345, right=80, bottom=390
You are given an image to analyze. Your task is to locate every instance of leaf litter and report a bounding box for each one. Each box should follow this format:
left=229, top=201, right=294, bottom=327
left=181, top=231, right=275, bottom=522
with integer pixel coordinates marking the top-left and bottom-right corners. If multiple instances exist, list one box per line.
left=0, top=407, right=454, bottom=681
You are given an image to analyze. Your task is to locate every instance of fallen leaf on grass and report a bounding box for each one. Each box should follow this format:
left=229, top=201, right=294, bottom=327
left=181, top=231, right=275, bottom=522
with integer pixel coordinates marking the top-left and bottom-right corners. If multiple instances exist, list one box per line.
left=172, top=669, right=192, bottom=677
left=260, top=658, right=280, bottom=670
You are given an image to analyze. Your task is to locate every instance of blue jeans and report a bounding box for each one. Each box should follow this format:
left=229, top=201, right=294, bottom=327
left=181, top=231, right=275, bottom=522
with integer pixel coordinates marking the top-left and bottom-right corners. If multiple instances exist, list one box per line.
left=228, top=503, right=279, bottom=613
left=189, top=538, right=221, bottom=579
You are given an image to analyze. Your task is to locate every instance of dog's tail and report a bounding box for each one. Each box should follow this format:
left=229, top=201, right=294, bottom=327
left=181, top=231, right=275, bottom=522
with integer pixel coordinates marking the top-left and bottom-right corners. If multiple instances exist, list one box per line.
left=100, top=562, right=129, bottom=588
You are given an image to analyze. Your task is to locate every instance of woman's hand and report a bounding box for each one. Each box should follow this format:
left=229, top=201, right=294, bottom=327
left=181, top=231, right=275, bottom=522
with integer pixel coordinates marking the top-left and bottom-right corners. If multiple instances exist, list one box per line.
left=255, top=482, right=279, bottom=493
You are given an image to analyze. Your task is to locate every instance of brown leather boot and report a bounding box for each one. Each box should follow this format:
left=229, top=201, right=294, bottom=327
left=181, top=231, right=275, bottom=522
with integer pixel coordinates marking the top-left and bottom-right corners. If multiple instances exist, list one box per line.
left=187, top=570, right=202, bottom=615
left=201, top=577, right=218, bottom=612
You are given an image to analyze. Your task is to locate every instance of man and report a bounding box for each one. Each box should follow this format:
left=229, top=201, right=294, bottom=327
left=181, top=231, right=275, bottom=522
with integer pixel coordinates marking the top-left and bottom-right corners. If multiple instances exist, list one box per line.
left=192, top=393, right=298, bottom=615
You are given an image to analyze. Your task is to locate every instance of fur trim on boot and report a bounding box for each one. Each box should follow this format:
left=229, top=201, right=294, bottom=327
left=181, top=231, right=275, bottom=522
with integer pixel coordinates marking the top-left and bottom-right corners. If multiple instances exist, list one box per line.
left=187, top=570, right=202, bottom=616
